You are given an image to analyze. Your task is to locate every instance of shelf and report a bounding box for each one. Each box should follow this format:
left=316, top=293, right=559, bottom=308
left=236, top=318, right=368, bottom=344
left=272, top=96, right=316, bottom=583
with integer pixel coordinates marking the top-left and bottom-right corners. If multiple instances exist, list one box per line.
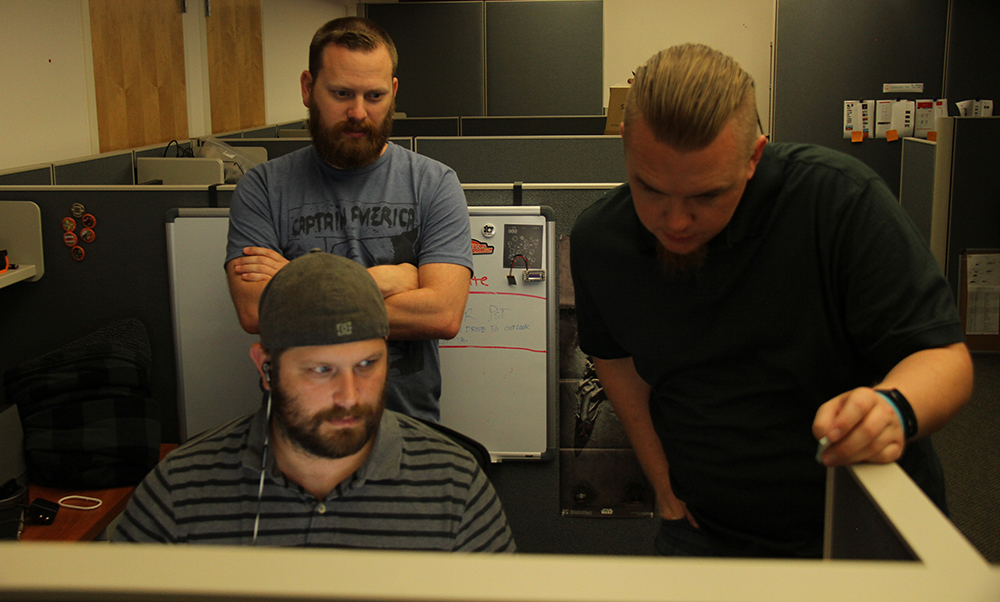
left=0, top=264, right=37, bottom=288
left=0, top=201, right=44, bottom=290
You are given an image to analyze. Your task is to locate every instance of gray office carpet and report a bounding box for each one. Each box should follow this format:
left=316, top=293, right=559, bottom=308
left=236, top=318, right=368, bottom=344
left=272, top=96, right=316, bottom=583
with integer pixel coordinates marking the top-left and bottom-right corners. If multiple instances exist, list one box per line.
left=933, top=352, right=1000, bottom=563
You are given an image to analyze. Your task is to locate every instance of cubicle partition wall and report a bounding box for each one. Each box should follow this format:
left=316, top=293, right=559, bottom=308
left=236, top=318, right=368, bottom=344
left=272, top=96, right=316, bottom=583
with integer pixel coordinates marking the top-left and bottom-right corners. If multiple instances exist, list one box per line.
left=219, top=137, right=312, bottom=159
left=460, top=115, right=608, bottom=136
left=0, top=164, right=52, bottom=186
left=3, top=462, right=997, bottom=601
left=240, top=125, right=278, bottom=138
left=218, top=136, right=412, bottom=157
left=931, top=117, right=1000, bottom=295
left=0, top=187, right=232, bottom=445
left=414, top=136, right=626, bottom=184
left=51, top=150, right=135, bottom=185
left=392, top=117, right=460, bottom=137
left=133, top=141, right=195, bottom=160
left=899, top=137, right=938, bottom=250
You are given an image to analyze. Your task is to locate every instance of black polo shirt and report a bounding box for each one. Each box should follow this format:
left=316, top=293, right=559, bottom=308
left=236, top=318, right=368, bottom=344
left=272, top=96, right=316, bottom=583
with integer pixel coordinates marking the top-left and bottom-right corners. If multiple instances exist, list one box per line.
left=570, top=143, right=963, bottom=556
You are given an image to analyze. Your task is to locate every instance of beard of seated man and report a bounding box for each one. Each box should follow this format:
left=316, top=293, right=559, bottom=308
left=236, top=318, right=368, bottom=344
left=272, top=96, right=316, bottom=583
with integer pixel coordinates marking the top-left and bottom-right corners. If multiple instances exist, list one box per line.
left=309, top=96, right=395, bottom=170
left=656, top=241, right=708, bottom=276
left=271, top=375, right=386, bottom=460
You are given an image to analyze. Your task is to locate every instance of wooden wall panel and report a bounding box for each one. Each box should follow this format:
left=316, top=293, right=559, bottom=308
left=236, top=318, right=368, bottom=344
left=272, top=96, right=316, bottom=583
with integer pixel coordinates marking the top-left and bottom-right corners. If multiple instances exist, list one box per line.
left=90, top=0, right=188, bottom=152
left=207, top=0, right=265, bottom=134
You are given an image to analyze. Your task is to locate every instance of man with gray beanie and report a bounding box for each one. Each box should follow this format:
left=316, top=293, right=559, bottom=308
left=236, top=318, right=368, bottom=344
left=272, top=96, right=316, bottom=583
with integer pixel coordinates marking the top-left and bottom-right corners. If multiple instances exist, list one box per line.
left=113, top=252, right=514, bottom=551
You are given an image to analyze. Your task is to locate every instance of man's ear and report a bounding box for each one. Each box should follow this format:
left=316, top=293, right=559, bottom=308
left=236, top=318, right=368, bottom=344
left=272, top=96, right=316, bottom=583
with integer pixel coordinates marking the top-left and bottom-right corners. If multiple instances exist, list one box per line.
left=392, top=77, right=399, bottom=98
left=619, top=121, right=625, bottom=137
left=250, top=343, right=271, bottom=391
left=745, top=134, right=768, bottom=180
left=300, top=70, right=313, bottom=108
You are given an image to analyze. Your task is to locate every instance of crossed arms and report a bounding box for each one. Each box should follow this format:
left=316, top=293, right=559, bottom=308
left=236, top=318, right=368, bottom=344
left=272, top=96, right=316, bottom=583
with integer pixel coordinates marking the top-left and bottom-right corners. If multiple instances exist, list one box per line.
left=226, top=246, right=470, bottom=340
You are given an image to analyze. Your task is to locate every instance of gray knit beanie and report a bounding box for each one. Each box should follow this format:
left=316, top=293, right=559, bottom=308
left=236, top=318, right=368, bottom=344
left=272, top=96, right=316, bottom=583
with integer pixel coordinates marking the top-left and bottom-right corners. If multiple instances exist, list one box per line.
left=258, top=251, right=389, bottom=348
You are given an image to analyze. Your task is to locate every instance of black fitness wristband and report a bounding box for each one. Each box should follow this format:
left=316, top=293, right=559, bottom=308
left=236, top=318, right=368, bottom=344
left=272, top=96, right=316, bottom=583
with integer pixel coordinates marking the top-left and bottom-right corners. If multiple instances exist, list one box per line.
left=875, top=388, right=918, bottom=440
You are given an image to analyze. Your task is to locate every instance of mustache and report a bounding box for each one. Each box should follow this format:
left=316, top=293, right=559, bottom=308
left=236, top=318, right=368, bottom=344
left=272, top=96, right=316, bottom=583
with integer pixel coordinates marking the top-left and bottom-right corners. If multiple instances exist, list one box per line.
left=330, top=119, right=378, bottom=136
left=313, top=404, right=369, bottom=422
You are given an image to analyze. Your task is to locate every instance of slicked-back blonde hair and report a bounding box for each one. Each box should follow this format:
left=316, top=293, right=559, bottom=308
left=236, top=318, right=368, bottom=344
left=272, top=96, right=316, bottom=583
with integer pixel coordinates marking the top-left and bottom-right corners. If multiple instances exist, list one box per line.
left=624, top=44, right=758, bottom=156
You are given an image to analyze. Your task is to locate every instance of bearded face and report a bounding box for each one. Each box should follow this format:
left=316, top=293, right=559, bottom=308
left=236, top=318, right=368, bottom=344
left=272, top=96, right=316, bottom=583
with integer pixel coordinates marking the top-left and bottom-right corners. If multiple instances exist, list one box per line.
left=271, top=377, right=384, bottom=459
left=309, top=93, right=394, bottom=170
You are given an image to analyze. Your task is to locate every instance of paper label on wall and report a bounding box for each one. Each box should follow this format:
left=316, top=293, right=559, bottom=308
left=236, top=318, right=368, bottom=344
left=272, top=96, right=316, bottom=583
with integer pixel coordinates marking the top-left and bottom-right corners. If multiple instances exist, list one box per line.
left=843, top=100, right=861, bottom=139
left=890, top=100, right=915, bottom=138
left=861, top=100, right=875, bottom=138
left=914, top=99, right=935, bottom=139
left=934, top=99, right=949, bottom=118
left=875, top=100, right=894, bottom=138
left=966, top=254, right=1000, bottom=336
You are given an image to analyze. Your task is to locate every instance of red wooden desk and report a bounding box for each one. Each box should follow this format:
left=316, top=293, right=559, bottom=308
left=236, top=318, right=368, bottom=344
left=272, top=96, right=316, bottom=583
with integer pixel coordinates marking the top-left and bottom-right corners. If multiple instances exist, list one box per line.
left=21, top=444, right=177, bottom=542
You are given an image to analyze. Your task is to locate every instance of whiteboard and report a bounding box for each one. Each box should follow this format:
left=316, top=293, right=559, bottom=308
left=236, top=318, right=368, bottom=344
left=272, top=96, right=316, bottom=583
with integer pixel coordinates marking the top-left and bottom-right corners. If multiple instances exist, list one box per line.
left=166, top=207, right=555, bottom=458
left=439, top=207, right=556, bottom=460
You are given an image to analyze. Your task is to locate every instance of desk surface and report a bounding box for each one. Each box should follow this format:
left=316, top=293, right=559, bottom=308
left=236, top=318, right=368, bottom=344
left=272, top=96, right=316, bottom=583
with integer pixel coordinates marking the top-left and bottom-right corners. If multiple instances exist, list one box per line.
left=21, top=444, right=177, bottom=542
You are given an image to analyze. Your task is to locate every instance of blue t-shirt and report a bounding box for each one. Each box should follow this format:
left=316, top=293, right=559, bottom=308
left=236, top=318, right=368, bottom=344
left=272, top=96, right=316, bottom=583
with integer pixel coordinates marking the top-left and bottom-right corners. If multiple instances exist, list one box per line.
left=227, top=143, right=472, bottom=421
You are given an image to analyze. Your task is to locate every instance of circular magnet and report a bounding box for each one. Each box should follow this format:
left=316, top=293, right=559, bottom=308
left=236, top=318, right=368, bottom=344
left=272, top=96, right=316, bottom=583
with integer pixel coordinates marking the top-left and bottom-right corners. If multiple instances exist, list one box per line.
left=71, top=203, right=85, bottom=218
left=62, top=217, right=77, bottom=232
left=63, top=231, right=78, bottom=247
left=81, top=213, right=97, bottom=229
left=71, top=246, right=86, bottom=261
left=79, top=228, right=96, bottom=243
left=482, top=223, right=496, bottom=238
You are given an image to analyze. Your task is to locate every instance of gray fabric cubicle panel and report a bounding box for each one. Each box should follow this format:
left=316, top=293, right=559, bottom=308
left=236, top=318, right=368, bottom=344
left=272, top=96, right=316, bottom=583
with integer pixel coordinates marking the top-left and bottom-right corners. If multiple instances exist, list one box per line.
left=0, top=188, right=219, bottom=442
left=242, top=125, right=278, bottom=138
left=774, top=0, right=948, bottom=197
left=222, top=138, right=311, bottom=160
left=460, top=116, right=607, bottom=136
left=389, top=137, right=412, bottom=152
left=898, top=139, right=937, bottom=246
left=392, top=117, right=460, bottom=137
left=134, top=142, right=194, bottom=159
left=365, top=2, right=485, bottom=117
left=943, top=118, right=1000, bottom=295
left=416, top=136, right=626, bottom=183
left=945, top=3, right=1000, bottom=106
left=462, top=185, right=617, bottom=238
left=52, top=152, right=134, bottom=185
left=220, top=137, right=411, bottom=157
left=0, top=167, right=52, bottom=185
left=485, top=1, right=603, bottom=116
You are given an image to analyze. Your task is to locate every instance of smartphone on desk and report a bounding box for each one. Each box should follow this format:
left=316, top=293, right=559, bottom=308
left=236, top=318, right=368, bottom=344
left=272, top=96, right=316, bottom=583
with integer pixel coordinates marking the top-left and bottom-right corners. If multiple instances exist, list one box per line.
left=0, top=507, right=24, bottom=540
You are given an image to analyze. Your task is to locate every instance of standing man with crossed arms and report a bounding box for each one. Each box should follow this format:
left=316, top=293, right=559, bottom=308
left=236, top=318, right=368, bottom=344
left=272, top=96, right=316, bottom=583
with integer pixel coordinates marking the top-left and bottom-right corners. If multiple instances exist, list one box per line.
left=226, top=17, right=472, bottom=423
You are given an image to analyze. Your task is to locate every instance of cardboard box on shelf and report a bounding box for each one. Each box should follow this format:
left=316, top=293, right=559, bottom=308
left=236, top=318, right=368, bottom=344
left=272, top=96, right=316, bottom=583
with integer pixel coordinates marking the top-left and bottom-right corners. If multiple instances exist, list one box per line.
left=605, top=85, right=629, bottom=135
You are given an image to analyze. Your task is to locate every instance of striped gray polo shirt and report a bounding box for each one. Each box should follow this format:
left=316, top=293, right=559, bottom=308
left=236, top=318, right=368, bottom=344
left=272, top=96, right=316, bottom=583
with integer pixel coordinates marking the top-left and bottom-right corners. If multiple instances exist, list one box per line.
left=112, top=407, right=515, bottom=552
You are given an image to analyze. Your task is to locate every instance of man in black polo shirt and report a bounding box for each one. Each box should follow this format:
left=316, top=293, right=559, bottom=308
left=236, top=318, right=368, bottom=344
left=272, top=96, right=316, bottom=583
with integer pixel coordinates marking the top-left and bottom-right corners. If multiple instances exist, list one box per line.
left=570, top=43, right=973, bottom=558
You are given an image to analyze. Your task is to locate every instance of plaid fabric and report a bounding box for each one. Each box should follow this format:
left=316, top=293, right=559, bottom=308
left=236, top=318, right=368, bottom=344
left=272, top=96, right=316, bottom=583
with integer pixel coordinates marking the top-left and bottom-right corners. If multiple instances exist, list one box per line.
left=3, top=321, right=160, bottom=489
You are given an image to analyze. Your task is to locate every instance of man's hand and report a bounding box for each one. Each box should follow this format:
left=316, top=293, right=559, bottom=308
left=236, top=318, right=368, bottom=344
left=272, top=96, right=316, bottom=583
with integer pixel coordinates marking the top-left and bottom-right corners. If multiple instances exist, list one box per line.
left=813, top=387, right=905, bottom=466
left=368, top=263, right=419, bottom=299
left=225, top=247, right=289, bottom=334
left=658, top=490, right=699, bottom=528
left=229, top=247, right=289, bottom=283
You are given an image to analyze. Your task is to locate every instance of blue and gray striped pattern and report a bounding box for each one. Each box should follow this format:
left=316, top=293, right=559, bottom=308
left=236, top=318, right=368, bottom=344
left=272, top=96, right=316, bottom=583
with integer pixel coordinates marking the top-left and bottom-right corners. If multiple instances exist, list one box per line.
left=112, top=408, right=514, bottom=552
